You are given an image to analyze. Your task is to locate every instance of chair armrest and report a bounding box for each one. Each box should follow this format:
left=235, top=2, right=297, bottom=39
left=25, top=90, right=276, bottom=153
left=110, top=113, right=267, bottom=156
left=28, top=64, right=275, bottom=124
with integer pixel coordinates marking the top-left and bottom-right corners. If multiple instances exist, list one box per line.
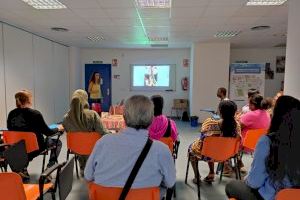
left=40, top=163, right=62, bottom=178
left=39, top=163, right=63, bottom=197
left=0, top=143, right=11, bottom=148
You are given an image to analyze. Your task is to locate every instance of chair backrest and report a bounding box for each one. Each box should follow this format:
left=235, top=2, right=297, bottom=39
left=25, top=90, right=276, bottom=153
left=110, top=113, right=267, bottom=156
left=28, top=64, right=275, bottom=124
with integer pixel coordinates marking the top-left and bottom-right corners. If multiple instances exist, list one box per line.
left=201, top=137, right=240, bottom=162
left=4, top=140, right=29, bottom=172
left=159, top=137, right=174, bottom=153
left=3, top=131, right=39, bottom=153
left=67, top=132, right=101, bottom=155
left=58, top=157, right=75, bottom=200
left=0, top=172, right=27, bottom=200
left=243, top=129, right=267, bottom=151
left=88, top=183, right=160, bottom=200
left=276, top=188, right=300, bottom=200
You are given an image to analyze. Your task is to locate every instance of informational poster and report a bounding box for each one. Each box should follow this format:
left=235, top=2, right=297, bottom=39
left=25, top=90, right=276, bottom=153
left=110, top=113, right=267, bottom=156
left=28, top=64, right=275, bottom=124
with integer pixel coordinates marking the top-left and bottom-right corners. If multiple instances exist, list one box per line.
left=229, top=63, right=265, bottom=104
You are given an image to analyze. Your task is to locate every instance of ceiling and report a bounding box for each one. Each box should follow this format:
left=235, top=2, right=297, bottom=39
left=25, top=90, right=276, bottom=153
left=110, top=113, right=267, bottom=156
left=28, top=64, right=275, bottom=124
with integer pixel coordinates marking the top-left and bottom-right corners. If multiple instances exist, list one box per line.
left=0, top=0, right=288, bottom=48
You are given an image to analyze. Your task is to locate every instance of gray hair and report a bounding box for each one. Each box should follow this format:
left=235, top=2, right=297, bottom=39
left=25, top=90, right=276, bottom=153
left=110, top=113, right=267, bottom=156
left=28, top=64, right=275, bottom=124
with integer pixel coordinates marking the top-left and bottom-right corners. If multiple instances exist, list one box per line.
left=124, top=95, right=154, bottom=130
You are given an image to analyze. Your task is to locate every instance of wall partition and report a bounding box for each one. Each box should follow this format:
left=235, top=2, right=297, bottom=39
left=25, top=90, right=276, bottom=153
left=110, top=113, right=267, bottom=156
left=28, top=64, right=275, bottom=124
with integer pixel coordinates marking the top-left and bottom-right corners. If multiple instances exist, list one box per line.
left=0, top=22, right=69, bottom=126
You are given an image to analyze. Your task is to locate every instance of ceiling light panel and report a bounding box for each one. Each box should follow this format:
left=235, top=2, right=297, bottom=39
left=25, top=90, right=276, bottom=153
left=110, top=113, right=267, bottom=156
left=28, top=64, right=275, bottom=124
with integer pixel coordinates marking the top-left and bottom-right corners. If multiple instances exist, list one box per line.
left=135, top=0, right=171, bottom=8
left=87, top=36, right=105, bottom=42
left=21, top=0, right=67, bottom=9
left=214, top=31, right=241, bottom=38
left=246, top=0, right=288, bottom=6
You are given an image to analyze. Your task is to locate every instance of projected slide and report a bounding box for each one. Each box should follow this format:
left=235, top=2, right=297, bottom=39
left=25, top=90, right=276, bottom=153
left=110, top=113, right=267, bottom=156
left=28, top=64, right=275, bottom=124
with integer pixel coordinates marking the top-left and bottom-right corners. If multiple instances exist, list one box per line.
left=133, top=65, right=170, bottom=87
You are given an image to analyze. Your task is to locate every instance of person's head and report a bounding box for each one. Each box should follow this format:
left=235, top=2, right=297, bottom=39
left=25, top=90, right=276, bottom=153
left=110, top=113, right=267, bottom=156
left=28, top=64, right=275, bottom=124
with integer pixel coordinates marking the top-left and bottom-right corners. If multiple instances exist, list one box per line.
left=218, top=100, right=238, bottom=137
left=217, top=87, right=227, bottom=99
left=151, top=95, right=164, bottom=116
left=15, top=90, right=33, bottom=108
left=273, top=91, right=283, bottom=106
left=124, top=95, right=154, bottom=130
left=267, top=109, right=300, bottom=188
left=89, top=72, right=100, bottom=84
left=71, top=89, right=89, bottom=109
left=249, top=94, right=264, bottom=111
left=248, top=88, right=259, bottom=99
left=261, top=97, right=273, bottom=110
left=269, top=95, right=300, bottom=133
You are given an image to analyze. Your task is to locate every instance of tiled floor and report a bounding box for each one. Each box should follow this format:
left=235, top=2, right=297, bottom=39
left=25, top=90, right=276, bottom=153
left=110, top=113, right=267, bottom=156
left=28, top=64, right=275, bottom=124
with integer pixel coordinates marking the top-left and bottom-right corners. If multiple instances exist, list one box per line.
left=26, top=120, right=253, bottom=200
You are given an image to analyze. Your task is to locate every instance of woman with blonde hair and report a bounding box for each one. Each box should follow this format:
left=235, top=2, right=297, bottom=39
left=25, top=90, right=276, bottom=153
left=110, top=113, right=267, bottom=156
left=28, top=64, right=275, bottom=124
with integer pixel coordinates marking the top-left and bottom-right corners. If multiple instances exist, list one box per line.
left=63, top=89, right=109, bottom=176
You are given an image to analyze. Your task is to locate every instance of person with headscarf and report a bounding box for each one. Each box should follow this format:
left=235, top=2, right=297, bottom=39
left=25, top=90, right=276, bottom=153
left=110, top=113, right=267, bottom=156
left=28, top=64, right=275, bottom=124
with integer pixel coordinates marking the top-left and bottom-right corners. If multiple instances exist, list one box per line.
left=63, top=89, right=109, bottom=176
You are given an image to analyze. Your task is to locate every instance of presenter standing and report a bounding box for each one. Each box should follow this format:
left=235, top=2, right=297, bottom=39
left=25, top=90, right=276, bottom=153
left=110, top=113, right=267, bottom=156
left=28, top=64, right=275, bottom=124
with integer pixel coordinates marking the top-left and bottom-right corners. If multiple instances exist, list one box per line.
left=88, top=72, right=103, bottom=115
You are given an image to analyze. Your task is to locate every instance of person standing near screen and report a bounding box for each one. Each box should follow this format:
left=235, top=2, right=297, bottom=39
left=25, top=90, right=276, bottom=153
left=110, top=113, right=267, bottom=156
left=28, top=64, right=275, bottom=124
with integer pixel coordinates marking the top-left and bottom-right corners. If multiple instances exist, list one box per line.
left=88, top=72, right=103, bottom=103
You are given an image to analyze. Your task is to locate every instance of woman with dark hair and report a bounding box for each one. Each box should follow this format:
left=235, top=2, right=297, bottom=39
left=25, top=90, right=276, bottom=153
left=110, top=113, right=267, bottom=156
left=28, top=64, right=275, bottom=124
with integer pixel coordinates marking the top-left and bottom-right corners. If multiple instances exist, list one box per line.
left=148, top=95, right=178, bottom=142
left=240, top=94, right=271, bottom=141
left=226, top=106, right=300, bottom=200
left=88, top=72, right=103, bottom=103
left=189, top=100, right=241, bottom=183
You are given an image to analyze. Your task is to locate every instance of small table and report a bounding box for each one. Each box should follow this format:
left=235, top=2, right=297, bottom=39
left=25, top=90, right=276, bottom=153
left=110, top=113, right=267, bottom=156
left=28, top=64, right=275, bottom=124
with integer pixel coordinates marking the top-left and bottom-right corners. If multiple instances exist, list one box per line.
left=100, top=115, right=126, bottom=131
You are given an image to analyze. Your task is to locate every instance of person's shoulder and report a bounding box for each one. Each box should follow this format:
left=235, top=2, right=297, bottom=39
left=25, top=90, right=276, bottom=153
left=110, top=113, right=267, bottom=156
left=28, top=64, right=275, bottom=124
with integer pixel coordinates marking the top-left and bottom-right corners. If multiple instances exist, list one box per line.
left=152, top=140, right=171, bottom=153
left=257, top=135, right=271, bottom=146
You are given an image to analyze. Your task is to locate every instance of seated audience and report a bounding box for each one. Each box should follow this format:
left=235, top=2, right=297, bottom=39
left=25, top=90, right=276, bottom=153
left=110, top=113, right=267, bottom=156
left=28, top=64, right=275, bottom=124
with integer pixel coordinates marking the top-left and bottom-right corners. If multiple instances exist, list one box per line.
left=7, top=90, right=63, bottom=178
left=240, top=94, right=271, bottom=141
left=217, top=87, right=229, bottom=101
left=226, top=97, right=300, bottom=200
left=148, top=95, right=178, bottom=142
left=261, top=97, right=274, bottom=117
left=189, top=100, right=241, bottom=183
left=63, top=89, right=109, bottom=176
left=241, top=88, right=260, bottom=114
left=84, top=95, right=176, bottom=198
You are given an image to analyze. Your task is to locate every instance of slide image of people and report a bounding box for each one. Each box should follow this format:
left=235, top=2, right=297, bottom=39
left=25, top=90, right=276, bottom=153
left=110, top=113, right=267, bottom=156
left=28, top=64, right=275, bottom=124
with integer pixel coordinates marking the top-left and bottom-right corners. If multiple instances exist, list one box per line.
left=144, top=66, right=158, bottom=86
left=88, top=72, right=103, bottom=103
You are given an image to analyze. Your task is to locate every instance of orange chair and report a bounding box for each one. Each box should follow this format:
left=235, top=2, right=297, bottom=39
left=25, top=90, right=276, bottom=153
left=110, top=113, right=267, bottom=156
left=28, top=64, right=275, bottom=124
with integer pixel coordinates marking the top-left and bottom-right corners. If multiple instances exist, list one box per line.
left=88, top=182, right=160, bottom=200
left=185, top=137, right=241, bottom=200
left=3, top=131, right=56, bottom=172
left=243, top=129, right=267, bottom=152
left=0, top=170, right=58, bottom=200
left=276, top=188, right=300, bottom=200
left=66, top=132, right=101, bottom=178
left=159, top=137, right=174, bottom=154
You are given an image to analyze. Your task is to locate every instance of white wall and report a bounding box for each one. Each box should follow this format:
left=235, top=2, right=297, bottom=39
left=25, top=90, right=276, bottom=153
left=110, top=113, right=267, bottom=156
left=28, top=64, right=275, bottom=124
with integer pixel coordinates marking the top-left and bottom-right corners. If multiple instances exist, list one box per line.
left=81, top=48, right=190, bottom=116
left=0, top=22, right=69, bottom=126
left=190, top=42, right=231, bottom=122
left=230, top=48, right=286, bottom=97
left=0, top=24, right=6, bottom=128
left=284, top=0, right=300, bottom=99
left=69, top=46, right=82, bottom=97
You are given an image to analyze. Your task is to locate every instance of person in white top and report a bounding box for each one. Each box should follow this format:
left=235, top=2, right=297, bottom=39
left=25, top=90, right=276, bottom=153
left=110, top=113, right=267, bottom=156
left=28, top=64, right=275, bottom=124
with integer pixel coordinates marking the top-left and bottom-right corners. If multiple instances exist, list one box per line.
left=217, top=87, right=229, bottom=101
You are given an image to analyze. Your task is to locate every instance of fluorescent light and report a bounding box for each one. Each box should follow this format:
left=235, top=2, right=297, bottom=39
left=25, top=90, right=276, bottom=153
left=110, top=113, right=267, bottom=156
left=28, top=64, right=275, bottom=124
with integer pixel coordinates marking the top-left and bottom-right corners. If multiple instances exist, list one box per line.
left=148, top=36, right=168, bottom=42
left=214, top=31, right=241, bottom=38
left=21, top=0, right=67, bottom=9
left=87, top=36, right=105, bottom=42
left=246, top=0, right=288, bottom=6
left=135, top=0, right=171, bottom=8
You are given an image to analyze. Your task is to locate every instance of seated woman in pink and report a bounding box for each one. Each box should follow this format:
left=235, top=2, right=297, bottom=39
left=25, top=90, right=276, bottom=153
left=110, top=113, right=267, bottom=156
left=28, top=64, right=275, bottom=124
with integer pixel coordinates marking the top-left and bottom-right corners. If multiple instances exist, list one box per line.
left=148, top=95, right=178, bottom=142
left=240, top=94, right=271, bottom=141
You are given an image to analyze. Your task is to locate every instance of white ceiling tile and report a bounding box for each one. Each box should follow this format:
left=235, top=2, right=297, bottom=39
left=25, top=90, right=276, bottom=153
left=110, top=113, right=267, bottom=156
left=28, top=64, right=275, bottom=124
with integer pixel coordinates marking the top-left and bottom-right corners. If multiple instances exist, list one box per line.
left=60, top=0, right=101, bottom=9
left=142, top=18, right=170, bottom=26
left=203, top=6, right=241, bottom=17
left=209, top=0, right=248, bottom=6
left=171, top=7, right=205, bottom=19
left=172, top=0, right=210, bottom=7
left=86, top=17, right=114, bottom=26
left=139, top=8, right=170, bottom=19
left=112, top=18, right=141, bottom=26
left=234, top=6, right=274, bottom=17
left=97, top=0, right=135, bottom=8
left=71, top=9, right=108, bottom=19
left=105, top=8, right=138, bottom=19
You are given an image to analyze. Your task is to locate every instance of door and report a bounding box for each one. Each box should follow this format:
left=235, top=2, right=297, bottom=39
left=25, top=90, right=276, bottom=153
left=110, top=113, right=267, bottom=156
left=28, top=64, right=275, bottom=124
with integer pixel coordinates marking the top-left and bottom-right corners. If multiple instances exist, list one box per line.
left=85, top=64, right=112, bottom=112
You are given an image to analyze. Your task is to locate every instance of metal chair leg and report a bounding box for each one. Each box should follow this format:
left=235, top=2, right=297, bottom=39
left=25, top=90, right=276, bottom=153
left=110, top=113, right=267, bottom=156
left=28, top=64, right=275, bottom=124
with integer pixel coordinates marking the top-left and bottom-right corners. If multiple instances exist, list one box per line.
left=66, top=149, right=70, bottom=161
left=74, top=155, right=79, bottom=179
left=42, top=154, right=46, bottom=173
left=185, top=153, right=191, bottom=184
left=233, top=157, right=239, bottom=180
left=196, top=161, right=201, bottom=200
left=219, top=162, right=224, bottom=183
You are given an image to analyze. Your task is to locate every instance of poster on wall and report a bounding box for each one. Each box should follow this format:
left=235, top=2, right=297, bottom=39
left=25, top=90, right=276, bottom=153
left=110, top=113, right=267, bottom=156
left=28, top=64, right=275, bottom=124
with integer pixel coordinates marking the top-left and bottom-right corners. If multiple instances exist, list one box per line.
left=265, top=63, right=274, bottom=80
left=276, top=56, right=285, bottom=73
left=229, top=63, right=265, bottom=105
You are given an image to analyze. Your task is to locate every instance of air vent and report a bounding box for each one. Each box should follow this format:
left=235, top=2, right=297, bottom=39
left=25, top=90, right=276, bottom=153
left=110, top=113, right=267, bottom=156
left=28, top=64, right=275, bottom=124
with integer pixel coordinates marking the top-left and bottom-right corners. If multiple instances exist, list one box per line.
left=135, top=0, right=171, bottom=8
left=251, top=25, right=271, bottom=31
left=151, top=44, right=169, bottom=48
left=214, top=31, right=240, bottom=38
left=246, top=0, right=288, bottom=6
left=87, top=36, right=105, bottom=42
left=51, top=27, right=69, bottom=32
left=148, top=36, right=168, bottom=42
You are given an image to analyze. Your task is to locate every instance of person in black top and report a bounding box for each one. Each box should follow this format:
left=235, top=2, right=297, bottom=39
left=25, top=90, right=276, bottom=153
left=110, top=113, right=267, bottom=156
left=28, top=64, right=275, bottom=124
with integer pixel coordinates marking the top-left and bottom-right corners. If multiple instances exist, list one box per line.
left=7, top=90, right=63, bottom=177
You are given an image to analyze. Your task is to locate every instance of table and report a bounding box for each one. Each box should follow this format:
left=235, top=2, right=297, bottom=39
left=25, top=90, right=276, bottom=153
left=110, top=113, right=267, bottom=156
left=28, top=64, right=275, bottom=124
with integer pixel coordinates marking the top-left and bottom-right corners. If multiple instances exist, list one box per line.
left=100, top=115, right=126, bottom=131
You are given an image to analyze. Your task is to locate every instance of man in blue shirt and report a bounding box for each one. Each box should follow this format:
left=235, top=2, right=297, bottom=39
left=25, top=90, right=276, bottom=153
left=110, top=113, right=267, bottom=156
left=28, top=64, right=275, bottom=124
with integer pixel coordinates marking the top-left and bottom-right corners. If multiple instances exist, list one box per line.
left=85, top=95, right=176, bottom=197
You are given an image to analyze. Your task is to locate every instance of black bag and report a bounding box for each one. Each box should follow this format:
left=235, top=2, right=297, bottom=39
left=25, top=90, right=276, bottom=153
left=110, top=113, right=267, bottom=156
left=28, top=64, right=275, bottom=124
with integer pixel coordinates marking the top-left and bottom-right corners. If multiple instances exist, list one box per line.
left=182, top=111, right=189, bottom=121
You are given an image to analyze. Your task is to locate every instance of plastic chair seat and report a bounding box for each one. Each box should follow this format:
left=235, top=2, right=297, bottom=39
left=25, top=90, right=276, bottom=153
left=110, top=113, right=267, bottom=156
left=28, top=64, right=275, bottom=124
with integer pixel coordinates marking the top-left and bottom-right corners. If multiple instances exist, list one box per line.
left=88, top=183, right=160, bottom=200
left=23, top=183, right=53, bottom=200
